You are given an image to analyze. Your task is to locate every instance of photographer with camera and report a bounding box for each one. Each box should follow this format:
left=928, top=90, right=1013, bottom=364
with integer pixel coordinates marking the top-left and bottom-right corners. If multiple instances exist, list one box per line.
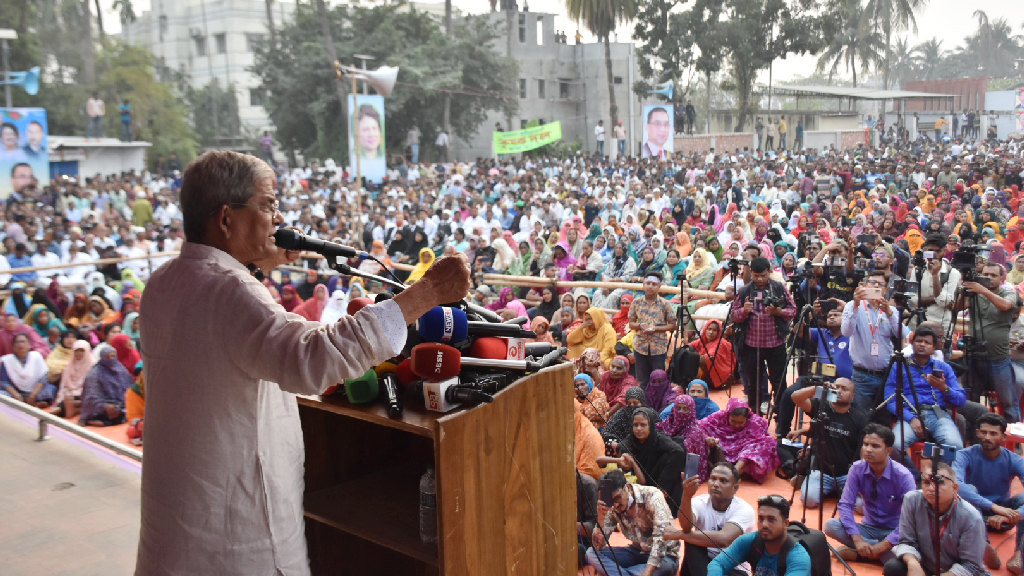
left=907, top=234, right=960, bottom=334
left=842, top=270, right=902, bottom=411
left=776, top=304, right=853, bottom=438
left=957, top=262, right=1023, bottom=422
left=813, top=232, right=857, bottom=302
left=886, top=325, right=966, bottom=477
left=790, top=378, right=868, bottom=508
left=731, top=257, right=798, bottom=414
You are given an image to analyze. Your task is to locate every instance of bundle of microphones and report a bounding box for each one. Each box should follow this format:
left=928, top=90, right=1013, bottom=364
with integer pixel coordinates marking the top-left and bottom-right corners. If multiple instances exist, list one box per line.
left=327, top=294, right=566, bottom=416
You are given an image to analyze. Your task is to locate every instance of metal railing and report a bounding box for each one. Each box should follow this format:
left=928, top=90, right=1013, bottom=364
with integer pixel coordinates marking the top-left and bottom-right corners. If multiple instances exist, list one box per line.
left=0, top=393, right=143, bottom=463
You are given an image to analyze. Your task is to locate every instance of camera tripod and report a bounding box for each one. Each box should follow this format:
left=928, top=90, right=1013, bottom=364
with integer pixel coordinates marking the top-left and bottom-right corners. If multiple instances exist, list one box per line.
left=872, top=303, right=924, bottom=469
left=944, top=283, right=989, bottom=404
left=773, top=300, right=838, bottom=431
left=669, top=262, right=739, bottom=396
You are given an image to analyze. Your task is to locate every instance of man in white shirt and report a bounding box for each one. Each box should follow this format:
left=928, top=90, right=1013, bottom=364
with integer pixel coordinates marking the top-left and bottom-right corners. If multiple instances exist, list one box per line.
left=61, top=243, right=95, bottom=285
left=595, top=120, right=606, bottom=155
left=135, top=151, right=471, bottom=576
left=666, top=462, right=756, bottom=576
left=31, top=242, right=62, bottom=282
left=117, top=235, right=150, bottom=279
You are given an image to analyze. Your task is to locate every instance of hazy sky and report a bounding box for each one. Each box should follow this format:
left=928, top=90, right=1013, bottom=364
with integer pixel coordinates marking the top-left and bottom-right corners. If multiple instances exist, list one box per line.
left=100, top=0, right=1022, bottom=84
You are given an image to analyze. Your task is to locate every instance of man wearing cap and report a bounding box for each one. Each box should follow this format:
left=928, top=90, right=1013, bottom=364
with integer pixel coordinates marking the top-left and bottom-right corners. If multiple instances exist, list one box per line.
left=587, top=469, right=681, bottom=576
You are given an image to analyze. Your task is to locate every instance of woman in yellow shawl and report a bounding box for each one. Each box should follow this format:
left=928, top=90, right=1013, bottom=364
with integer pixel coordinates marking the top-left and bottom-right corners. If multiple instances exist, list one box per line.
left=117, top=268, right=146, bottom=293
left=674, top=227, right=692, bottom=257
left=921, top=195, right=937, bottom=215
left=567, top=308, right=617, bottom=367
left=903, top=228, right=925, bottom=254
left=44, top=330, right=78, bottom=384
left=984, top=222, right=1005, bottom=241
left=406, top=247, right=435, bottom=283
left=84, top=296, right=120, bottom=329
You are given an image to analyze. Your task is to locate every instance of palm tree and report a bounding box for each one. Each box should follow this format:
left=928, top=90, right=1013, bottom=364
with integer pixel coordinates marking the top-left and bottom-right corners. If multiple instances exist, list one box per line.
left=817, top=7, right=885, bottom=87
left=889, top=36, right=916, bottom=88
left=963, top=11, right=1024, bottom=76
left=912, top=38, right=944, bottom=80
left=862, top=0, right=927, bottom=89
left=113, top=0, right=137, bottom=41
left=80, top=0, right=96, bottom=85
left=566, top=0, right=639, bottom=137
left=94, top=0, right=105, bottom=42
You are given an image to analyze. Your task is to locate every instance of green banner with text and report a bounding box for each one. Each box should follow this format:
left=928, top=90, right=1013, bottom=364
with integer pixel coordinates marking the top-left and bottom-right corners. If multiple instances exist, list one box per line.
left=493, top=121, right=562, bottom=154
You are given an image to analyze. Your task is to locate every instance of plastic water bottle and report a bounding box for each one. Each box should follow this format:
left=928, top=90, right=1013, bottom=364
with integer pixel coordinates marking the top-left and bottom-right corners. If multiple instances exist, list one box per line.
left=419, top=467, right=438, bottom=543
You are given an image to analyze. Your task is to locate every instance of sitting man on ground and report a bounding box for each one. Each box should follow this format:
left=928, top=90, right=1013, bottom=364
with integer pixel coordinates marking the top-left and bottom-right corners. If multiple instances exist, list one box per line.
left=825, top=423, right=916, bottom=564
left=708, top=494, right=811, bottom=576
left=664, top=462, right=755, bottom=576
left=790, top=378, right=868, bottom=508
left=587, top=469, right=681, bottom=576
left=884, top=460, right=987, bottom=576
left=886, top=324, right=966, bottom=476
left=953, top=412, right=1024, bottom=574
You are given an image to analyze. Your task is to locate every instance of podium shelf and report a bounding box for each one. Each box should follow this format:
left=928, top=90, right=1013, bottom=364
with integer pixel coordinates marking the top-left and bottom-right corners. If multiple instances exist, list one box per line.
left=304, top=462, right=439, bottom=566
left=297, top=394, right=442, bottom=438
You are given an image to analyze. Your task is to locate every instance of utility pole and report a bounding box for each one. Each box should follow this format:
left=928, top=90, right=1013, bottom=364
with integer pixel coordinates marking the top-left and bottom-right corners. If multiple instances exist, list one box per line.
left=199, top=0, right=219, bottom=146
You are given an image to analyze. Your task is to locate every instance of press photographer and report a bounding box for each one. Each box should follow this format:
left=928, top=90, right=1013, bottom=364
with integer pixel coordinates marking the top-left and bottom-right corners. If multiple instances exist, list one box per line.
left=789, top=379, right=867, bottom=508
left=813, top=231, right=857, bottom=302
left=842, top=270, right=901, bottom=411
left=956, top=261, right=1023, bottom=422
left=906, top=234, right=960, bottom=334
left=731, top=257, right=797, bottom=415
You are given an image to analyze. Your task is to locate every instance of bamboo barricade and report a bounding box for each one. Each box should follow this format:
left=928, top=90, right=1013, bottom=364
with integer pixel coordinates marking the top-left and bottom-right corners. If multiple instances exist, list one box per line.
left=0, top=252, right=181, bottom=297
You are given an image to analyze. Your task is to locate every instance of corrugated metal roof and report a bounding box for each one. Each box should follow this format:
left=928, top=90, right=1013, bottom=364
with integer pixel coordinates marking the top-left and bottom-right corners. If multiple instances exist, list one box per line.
left=770, top=85, right=956, bottom=100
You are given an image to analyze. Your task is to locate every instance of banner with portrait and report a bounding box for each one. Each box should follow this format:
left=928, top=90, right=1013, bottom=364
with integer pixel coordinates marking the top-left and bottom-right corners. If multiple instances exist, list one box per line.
left=1015, top=88, right=1024, bottom=133
left=348, top=95, right=386, bottom=185
left=641, top=104, right=673, bottom=160
left=0, top=108, right=48, bottom=200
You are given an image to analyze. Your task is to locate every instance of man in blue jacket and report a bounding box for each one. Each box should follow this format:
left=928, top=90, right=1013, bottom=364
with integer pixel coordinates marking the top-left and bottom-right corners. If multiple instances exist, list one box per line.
left=885, top=324, right=966, bottom=477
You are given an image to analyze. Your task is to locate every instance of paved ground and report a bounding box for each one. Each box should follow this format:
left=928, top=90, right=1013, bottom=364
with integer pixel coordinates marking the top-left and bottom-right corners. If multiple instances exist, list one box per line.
left=0, top=412, right=140, bottom=576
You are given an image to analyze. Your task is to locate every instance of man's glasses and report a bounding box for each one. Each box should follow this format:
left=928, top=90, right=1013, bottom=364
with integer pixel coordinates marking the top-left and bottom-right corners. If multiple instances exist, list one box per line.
left=230, top=201, right=281, bottom=215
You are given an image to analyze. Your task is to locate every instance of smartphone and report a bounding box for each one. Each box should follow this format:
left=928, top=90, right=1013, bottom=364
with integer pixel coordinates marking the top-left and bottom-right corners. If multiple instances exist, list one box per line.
left=923, top=442, right=957, bottom=465
left=857, top=234, right=876, bottom=244
left=685, top=453, right=701, bottom=480
left=863, top=287, right=883, bottom=300
left=931, top=368, right=943, bottom=378
left=923, top=250, right=936, bottom=260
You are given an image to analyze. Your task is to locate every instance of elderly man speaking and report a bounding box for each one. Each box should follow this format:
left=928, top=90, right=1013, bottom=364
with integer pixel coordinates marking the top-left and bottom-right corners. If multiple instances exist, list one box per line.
left=135, top=151, right=470, bottom=575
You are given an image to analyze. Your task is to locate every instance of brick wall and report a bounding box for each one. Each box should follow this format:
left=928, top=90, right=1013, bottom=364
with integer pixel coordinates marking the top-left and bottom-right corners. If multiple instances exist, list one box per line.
left=673, top=133, right=756, bottom=155
left=839, top=130, right=868, bottom=149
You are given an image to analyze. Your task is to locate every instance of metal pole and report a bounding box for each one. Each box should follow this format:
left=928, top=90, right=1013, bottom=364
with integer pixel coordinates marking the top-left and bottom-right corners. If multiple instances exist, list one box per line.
left=351, top=75, right=361, bottom=201
left=199, top=0, right=218, bottom=146
left=2, top=39, right=10, bottom=108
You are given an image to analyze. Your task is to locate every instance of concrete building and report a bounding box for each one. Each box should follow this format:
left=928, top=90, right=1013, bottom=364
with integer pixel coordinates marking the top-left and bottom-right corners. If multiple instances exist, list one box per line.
left=453, top=8, right=655, bottom=160
left=120, top=0, right=297, bottom=145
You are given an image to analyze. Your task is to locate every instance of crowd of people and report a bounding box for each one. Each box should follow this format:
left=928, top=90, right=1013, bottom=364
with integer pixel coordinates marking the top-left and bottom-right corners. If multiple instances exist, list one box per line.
left=1, top=118, right=1024, bottom=575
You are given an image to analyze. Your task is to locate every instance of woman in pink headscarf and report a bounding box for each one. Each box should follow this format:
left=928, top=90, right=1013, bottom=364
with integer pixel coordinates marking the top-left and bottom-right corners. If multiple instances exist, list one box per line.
left=293, top=284, right=329, bottom=321
left=700, top=398, right=780, bottom=483
left=488, top=287, right=531, bottom=329
left=0, top=313, right=50, bottom=358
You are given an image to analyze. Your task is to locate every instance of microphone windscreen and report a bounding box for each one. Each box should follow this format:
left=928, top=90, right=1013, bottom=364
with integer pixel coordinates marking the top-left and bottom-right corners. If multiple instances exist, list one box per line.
left=375, top=360, right=399, bottom=377
left=348, top=297, right=375, bottom=316
left=468, top=337, right=508, bottom=360
left=273, top=228, right=302, bottom=250
left=396, top=358, right=416, bottom=386
left=345, top=368, right=379, bottom=404
left=417, top=306, right=469, bottom=344
left=410, top=343, right=461, bottom=381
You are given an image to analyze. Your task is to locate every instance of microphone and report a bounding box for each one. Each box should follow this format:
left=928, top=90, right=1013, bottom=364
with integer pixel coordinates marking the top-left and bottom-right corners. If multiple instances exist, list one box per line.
left=274, top=228, right=367, bottom=261
left=409, top=343, right=541, bottom=380
left=524, top=342, right=559, bottom=357
left=418, top=307, right=536, bottom=344
left=504, top=316, right=528, bottom=326
left=344, top=368, right=379, bottom=404
left=379, top=373, right=403, bottom=418
left=421, top=376, right=494, bottom=412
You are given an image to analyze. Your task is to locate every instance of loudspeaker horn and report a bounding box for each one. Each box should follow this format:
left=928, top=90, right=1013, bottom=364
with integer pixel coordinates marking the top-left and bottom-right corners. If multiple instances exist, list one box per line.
left=649, top=80, right=673, bottom=100
left=343, top=65, right=399, bottom=97
left=4, top=66, right=40, bottom=96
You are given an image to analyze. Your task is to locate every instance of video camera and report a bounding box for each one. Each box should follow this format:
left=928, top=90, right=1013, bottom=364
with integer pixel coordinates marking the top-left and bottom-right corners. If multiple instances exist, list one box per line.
left=889, top=276, right=919, bottom=305
left=950, top=244, right=991, bottom=285
left=724, top=258, right=750, bottom=274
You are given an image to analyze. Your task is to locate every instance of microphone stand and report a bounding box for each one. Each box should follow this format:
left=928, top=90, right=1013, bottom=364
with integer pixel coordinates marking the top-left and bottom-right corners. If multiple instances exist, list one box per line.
left=331, top=261, right=407, bottom=293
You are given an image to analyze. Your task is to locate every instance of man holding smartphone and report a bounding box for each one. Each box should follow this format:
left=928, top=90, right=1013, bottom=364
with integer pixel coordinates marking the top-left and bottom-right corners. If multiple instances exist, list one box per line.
left=664, top=463, right=755, bottom=576
left=885, top=325, right=966, bottom=477
left=842, top=270, right=902, bottom=411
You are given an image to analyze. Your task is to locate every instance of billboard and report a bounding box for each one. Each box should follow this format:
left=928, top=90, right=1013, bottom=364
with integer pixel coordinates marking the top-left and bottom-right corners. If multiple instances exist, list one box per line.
left=641, top=104, right=673, bottom=159
left=1015, top=88, right=1024, bottom=133
left=348, top=95, right=386, bottom=185
left=0, top=108, right=48, bottom=200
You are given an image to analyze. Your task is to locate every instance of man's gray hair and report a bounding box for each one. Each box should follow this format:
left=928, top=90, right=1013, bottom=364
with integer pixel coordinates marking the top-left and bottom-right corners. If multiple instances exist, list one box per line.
left=180, top=151, right=275, bottom=243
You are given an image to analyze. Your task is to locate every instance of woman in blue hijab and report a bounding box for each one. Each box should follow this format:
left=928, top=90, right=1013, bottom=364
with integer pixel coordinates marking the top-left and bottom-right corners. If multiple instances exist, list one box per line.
left=687, top=379, right=720, bottom=420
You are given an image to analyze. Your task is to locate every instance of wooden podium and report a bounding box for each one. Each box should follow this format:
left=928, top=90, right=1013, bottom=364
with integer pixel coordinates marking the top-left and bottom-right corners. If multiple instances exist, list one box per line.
left=298, top=363, right=576, bottom=576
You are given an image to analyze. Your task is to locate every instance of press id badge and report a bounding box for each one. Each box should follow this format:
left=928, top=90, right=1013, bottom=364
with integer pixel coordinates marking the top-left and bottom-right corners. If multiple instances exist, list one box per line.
left=871, top=342, right=880, bottom=356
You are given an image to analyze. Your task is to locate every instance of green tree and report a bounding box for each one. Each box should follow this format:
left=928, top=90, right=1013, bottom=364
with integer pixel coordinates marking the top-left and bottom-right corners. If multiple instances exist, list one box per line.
left=959, top=11, right=1023, bottom=77
left=912, top=38, right=945, bottom=80
left=566, top=0, right=639, bottom=133
left=251, top=3, right=517, bottom=162
left=888, top=36, right=916, bottom=88
left=632, top=0, right=696, bottom=95
left=862, top=0, right=926, bottom=89
left=186, top=80, right=242, bottom=148
left=816, top=2, right=885, bottom=87
left=723, top=0, right=829, bottom=131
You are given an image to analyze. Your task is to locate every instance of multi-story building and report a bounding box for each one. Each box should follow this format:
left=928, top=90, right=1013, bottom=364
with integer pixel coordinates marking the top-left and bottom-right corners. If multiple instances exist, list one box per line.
left=121, top=0, right=296, bottom=147
left=453, top=8, right=653, bottom=160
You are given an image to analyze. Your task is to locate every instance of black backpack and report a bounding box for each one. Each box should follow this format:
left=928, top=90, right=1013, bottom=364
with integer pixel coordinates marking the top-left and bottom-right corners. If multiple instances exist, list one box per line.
left=745, top=521, right=832, bottom=576
left=669, top=344, right=701, bottom=387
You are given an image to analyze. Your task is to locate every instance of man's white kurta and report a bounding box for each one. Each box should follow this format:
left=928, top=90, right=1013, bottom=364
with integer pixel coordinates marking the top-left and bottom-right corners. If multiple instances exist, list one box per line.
left=136, top=243, right=401, bottom=575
